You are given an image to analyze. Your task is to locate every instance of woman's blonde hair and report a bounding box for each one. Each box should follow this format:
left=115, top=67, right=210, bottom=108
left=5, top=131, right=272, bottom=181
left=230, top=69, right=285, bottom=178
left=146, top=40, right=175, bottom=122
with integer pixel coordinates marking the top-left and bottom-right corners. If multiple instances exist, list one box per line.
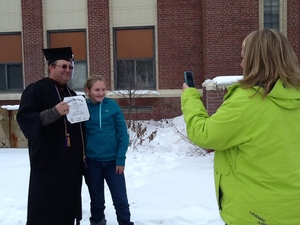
left=239, top=29, right=300, bottom=97
left=84, top=75, right=106, bottom=91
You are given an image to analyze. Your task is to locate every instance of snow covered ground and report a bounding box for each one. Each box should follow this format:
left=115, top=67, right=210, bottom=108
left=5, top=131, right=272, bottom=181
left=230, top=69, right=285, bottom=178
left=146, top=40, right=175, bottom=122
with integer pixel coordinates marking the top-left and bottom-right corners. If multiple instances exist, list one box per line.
left=0, top=116, right=224, bottom=225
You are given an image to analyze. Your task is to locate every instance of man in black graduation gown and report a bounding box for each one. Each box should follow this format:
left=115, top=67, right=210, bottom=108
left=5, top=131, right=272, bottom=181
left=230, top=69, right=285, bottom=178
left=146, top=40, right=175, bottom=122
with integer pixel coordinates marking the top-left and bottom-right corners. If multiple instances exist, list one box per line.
left=17, top=47, right=84, bottom=225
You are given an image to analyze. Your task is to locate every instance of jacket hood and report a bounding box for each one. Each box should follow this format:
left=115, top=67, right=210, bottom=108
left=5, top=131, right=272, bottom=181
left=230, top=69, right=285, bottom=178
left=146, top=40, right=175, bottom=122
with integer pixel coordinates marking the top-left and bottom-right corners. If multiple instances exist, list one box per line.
left=254, top=79, right=300, bottom=109
left=253, top=80, right=300, bottom=109
left=226, top=79, right=300, bottom=110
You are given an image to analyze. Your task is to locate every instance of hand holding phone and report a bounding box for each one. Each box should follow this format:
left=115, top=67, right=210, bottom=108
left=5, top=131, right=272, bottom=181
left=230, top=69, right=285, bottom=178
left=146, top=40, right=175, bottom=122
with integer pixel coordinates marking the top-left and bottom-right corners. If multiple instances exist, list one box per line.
left=184, top=71, right=195, bottom=87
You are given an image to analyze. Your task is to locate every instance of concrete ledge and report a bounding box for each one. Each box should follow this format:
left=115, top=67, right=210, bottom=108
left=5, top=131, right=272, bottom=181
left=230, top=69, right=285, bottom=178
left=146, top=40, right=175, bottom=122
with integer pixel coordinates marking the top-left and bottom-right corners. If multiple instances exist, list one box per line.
left=202, top=75, right=243, bottom=90
left=107, top=89, right=202, bottom=98
left=0, top=93, right=22, bottom=101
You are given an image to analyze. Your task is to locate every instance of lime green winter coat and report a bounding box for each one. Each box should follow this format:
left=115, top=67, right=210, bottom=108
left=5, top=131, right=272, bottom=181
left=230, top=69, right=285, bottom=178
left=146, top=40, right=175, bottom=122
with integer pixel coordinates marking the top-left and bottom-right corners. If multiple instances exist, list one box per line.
left=181, top=79, right=300, bottom=225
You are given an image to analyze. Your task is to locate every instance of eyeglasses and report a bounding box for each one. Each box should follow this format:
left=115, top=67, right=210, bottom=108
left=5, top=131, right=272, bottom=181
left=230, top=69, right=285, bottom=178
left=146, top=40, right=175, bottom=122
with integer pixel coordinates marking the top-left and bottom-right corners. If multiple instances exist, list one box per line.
left=55, top=64, right=74, bottom=70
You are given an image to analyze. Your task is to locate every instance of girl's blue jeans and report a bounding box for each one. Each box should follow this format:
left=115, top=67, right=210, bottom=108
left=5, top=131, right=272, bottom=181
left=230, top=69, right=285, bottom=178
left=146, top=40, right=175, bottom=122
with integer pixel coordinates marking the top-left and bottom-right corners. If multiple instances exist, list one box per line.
left=84, top=159, right=131, bottom=225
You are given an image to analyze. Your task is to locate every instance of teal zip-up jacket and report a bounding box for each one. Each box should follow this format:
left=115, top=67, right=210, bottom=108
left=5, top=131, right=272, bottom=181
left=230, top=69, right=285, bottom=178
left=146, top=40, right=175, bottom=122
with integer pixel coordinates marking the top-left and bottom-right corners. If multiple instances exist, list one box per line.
left=84, top=97, right=129, bottom=166
left=181, top=79, right=300, bottom=225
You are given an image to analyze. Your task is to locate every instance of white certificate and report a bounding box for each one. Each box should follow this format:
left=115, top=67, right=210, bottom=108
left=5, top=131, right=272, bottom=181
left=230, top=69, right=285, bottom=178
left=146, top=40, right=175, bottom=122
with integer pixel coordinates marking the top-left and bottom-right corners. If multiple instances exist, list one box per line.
left=63, top=96, right=90, bottom=124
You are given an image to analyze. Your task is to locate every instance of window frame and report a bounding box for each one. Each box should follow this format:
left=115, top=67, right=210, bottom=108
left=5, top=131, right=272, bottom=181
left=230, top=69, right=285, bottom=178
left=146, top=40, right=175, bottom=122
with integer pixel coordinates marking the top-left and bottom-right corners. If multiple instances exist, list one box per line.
left=259, top=0, right=287, bottom=34
left=263, top=0, right=280, bottom=30
left=113, top=26, right=156, bottom=91
left=47, top=29, right=88, bottom=91
left=0, top=33, right=23, bottom=91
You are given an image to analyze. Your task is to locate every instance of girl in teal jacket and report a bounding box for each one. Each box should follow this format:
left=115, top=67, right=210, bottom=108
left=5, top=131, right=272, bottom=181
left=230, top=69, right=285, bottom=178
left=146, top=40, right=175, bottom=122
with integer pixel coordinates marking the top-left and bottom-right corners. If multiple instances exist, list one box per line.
left=181, top=29, right=300, bottom=225
left=84, top=75, right=133, bottom=225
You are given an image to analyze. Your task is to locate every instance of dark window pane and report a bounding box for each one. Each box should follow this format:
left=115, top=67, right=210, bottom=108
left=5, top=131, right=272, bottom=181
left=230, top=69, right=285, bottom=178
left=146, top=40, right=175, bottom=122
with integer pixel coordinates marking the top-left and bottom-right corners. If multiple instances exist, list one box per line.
left=116, top=59, right=155, bottom=90
left=264, top=6, right=271, bottom=14
left=264, top=0, right=271, bottom=5
left=136, top=60, right=155, bottom=88
left=271, top=23, right=279, bottom=30
left=0, top=65, right=6, bottom=90
left=67, top=61, right=87, bottom=90
left=264, top=0, right=280, bottom=30
left=272, top=14, right=279, bottom=22
left=264, top=23, right=271, bottom=29
left=271, top=1, right=279, bottom=7
left=272, top=7, right=279, bottom=14
left=117, top=60, right=135, bottom=89
left=264, top=15, right=271, bottom=23
left=7, top=64, right=23, bottom=89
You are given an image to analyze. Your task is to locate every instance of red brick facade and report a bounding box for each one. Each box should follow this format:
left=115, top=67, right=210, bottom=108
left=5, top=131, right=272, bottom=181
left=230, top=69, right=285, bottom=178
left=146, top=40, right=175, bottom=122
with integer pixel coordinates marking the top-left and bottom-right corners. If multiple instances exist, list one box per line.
left=21, top=0, right=44, bottom=86
left=157, top=0, right=203, bottom=88
left=2, top=1, right=300, bottom=120
left=202, top=1, right=300, bottom=116
left=87, top=0, right=112, bottom=89
left=202, top=0, right=259, bottom=79
left=287, top=0, right=300, bottom=58
left=201, top=0, right=259, bottom=115
left=116, top=97, right=181, bottom=121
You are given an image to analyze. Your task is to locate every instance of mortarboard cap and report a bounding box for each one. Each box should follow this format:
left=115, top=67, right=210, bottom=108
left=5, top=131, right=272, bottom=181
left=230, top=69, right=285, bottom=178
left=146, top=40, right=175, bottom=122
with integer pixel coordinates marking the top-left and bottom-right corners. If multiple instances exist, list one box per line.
left=42, top=47, right=73, bottom=65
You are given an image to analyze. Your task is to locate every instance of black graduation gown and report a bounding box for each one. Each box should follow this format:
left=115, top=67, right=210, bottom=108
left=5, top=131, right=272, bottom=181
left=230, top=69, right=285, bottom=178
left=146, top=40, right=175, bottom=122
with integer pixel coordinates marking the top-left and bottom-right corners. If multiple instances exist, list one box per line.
left=17, top=78, right=83, bottom=225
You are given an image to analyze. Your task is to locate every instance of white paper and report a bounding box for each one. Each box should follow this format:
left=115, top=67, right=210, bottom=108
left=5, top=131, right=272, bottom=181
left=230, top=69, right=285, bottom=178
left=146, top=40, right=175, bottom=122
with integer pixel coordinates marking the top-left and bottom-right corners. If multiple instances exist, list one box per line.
left=63, top=96, right=90, bottom=124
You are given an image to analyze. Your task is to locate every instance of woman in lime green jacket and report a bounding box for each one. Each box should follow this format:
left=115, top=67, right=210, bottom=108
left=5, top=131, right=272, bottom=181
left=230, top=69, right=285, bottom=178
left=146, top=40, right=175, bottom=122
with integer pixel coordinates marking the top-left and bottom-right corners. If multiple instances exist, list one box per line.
left=181, top=29, right=300, bottom=225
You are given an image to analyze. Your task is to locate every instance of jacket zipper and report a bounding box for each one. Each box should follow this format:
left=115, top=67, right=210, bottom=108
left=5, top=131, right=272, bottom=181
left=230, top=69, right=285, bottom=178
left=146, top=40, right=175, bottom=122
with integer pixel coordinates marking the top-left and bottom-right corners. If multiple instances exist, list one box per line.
left=99, top=101, right=102, bottom=130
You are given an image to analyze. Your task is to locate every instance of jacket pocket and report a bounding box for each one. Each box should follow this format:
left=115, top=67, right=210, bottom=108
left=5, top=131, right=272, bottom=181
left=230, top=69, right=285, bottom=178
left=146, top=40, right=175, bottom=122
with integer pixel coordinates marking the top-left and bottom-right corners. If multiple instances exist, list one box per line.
left=214, top=170, right=222, bottom=210
left=213, top=150, right=233, bottom=210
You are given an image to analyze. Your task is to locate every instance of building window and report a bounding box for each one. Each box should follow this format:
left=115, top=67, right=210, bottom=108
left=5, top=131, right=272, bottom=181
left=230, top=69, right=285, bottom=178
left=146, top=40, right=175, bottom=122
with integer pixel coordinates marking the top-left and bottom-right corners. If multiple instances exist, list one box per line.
left=48, top=30, right=87, bottom=90
left=264, top=0, right=279, bottom=30
left=0, top=33, right=23, bottom=91
left=114, top=27, right=156, bottom=90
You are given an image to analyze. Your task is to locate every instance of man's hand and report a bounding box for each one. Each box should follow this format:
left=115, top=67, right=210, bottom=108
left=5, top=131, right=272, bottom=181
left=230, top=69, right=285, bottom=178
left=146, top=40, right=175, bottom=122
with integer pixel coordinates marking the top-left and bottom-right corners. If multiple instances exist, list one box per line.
left=56, top=102, right=70, bottom=116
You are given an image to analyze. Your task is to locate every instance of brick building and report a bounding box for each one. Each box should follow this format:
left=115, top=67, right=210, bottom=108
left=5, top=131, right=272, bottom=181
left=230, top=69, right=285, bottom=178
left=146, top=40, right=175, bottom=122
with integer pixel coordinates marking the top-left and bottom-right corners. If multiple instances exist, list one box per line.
left=0, top=0, right=299, bottom=120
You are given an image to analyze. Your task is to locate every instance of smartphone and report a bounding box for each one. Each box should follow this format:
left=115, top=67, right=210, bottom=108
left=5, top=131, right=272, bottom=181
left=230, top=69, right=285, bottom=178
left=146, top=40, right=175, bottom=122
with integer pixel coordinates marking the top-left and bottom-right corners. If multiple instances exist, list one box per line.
left=184, top=71, right=195, bottom=87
